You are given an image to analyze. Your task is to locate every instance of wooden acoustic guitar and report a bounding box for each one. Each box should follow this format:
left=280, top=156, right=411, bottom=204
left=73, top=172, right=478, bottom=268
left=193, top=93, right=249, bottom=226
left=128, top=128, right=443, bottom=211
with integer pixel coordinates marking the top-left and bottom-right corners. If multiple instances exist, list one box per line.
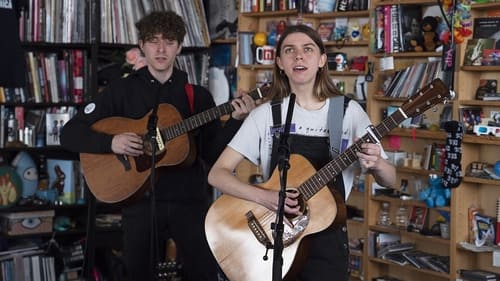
left=80, top=85, right=270, bottom=203
left=205, top=79, right=453, bottom=281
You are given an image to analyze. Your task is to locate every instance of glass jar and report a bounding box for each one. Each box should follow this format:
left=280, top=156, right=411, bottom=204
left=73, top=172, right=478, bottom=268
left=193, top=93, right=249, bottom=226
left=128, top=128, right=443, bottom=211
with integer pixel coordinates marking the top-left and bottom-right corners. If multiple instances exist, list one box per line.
left=395, top=206, right=409, bottom=229
left=377, top=202, right=391, bottom=226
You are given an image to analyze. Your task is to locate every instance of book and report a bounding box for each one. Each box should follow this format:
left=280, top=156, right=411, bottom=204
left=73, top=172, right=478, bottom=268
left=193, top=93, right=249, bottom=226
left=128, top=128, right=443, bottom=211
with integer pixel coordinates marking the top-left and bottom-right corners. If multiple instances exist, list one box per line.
left=45, top=112, right=70, bottom=146
left=476, top=79, right=498, bottom=100
left=459, top=107, right=484, bottom=134
left=317, top=22, right=335, bottom=41
left=398, top=4, right=422, bottom=52
left=47, top=159, right=80, bottom=204
left=460, top=269, right=498, bottom=281
left=473, top=17, right=500, bottom=49
left=408, top=206, right=428, bottom=232
left=463, top=39, right=495, bottom=66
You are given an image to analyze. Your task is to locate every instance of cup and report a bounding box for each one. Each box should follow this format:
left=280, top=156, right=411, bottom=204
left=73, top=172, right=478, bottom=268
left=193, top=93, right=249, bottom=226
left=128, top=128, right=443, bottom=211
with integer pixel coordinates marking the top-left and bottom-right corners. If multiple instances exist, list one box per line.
left=239, top=32, right=254, bottom=65
left=255, top=45, right=275, bottom=65
left=440, top=222, right=450, bottom=239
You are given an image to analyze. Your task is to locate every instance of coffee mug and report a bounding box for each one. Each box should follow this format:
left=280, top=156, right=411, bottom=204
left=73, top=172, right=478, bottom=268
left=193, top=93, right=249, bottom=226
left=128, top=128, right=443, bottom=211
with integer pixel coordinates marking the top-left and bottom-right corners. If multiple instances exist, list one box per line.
left=255, top=45, right=275, bottom=65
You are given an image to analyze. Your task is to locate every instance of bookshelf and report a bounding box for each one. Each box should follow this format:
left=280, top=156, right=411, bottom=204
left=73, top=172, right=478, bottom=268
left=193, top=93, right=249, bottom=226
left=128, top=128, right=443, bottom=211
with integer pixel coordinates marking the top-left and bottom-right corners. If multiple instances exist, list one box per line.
left=0, top=0, right=212, bottom=279
left=365, top=1, right=500, bottom=280
left=452, top=1, right=500, bottom=277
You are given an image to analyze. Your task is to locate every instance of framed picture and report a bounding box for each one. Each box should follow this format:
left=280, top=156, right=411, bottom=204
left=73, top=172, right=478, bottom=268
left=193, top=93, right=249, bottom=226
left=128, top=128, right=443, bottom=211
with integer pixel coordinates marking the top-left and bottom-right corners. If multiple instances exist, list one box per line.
left=45, top=112, right=70, bottom=146
left=317, top=22, right=335, bottom=41
left=408, top=206, right=428, bottom=232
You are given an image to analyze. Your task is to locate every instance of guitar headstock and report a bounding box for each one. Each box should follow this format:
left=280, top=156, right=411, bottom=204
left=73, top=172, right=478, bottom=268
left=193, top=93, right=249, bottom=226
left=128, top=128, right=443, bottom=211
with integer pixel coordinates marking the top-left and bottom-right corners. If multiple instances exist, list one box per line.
left=400, top=78, right=454, bottom=119
left=247, top=83, right=272, bottom=102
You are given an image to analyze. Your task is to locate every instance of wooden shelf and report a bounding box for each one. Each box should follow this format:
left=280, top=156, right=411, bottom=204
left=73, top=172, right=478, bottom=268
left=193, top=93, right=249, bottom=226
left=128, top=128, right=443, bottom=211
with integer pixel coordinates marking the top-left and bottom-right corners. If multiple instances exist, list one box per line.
left=370, top=195, right=450, bottom=213
left=463, top=134, right=500, bottom=146
left=369, top=257, right=450, bottom=278
left=241, top=9, right=298, bottom=17
left=373, top=51, right=441, bottom=58
left=471, top=2, right=500, bottom=10
left=462, top=176, right=500, bottom=185
left=324, top=40, right=369, bottom=47
left=373, top=0, right=440, bottom=6
left=387, top=128, right=446, bottom=140
left=369, top=224, right=451, bottom=245
left=304, top=10, right=370, bottom=18
left=459, top=100, right=500, bottom=107
left=461, top=66, right=500, bottom=72
left=211, top=38, right=237, bottom=45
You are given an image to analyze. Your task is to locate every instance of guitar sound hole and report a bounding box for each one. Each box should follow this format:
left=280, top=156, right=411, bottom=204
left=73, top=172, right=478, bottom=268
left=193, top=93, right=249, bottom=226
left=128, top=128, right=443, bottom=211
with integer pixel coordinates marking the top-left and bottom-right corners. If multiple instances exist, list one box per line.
left=282, top=189, right=309, bottom=247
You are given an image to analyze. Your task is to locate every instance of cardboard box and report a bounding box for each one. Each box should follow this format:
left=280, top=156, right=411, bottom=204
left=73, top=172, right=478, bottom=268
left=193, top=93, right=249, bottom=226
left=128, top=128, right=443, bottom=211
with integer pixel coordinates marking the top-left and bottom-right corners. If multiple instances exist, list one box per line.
left=0, top=210, right=54, bottom=236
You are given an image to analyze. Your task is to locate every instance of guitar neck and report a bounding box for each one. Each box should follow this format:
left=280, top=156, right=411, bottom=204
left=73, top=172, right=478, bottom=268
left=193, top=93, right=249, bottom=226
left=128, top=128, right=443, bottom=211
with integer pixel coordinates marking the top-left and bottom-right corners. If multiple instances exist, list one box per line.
left=159, top=85, right=268, bottom=141
left=161, top=102, right=234, bottom=140
left=298, top=109, right=407, bottom=200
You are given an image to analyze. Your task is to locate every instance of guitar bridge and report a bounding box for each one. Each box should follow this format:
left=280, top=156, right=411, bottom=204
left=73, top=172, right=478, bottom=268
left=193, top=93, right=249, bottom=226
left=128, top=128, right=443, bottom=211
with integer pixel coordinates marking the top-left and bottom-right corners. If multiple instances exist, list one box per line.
left=246, top=211, right=273, bottom=248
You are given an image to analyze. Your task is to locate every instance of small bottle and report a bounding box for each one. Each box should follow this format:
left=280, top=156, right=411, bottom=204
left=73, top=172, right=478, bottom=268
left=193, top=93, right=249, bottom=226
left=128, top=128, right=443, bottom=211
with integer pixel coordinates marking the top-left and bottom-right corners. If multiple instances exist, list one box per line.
left=377, top=202, right=391, bottom=226
left=7, top=113, right=18, bottom=143
left=395, top=206, right=409, bottom=229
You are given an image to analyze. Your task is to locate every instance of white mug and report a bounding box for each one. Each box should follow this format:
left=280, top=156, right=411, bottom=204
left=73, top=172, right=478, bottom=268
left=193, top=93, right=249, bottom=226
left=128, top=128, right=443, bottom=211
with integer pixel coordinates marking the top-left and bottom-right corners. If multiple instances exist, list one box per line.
left=255, top=45, right=275, bottom=65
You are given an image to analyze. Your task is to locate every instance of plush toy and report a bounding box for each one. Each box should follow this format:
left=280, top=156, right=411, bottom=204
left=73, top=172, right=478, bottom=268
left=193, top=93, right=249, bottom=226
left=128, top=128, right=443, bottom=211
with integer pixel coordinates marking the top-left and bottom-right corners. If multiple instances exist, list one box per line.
left=421, top=16, right=441, bottom=52
left=408, top=35, right=424, bottom=52
left=419, top=175, right=451, bottom=208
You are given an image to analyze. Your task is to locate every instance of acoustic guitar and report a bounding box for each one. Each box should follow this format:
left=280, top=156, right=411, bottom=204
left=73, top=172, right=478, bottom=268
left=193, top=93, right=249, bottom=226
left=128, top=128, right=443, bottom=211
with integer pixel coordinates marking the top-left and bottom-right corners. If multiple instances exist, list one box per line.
left=80, top=85, right=270, bottom=203
left=205, top=79, right=453, bottom=281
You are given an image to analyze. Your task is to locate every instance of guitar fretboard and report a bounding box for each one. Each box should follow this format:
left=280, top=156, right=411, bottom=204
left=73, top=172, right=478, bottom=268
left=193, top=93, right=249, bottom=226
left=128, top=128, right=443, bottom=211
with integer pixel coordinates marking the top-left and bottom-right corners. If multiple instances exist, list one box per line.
left=160, top=86, right=268, bottom=141
left=298, top=109, right=407, bottom=200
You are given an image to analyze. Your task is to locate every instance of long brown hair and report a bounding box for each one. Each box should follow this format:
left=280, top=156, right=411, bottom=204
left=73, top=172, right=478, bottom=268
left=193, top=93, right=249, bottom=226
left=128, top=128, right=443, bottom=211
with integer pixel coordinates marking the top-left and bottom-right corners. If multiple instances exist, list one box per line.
left=268, top=24, right=343, bottom=101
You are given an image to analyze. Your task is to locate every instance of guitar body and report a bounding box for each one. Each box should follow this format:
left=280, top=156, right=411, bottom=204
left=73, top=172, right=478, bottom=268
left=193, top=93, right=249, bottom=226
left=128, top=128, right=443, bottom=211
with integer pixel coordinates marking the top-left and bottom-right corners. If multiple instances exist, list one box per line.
left=80, top=104, right=190, bottom=203
left=205, top=154, right=337, bottom=281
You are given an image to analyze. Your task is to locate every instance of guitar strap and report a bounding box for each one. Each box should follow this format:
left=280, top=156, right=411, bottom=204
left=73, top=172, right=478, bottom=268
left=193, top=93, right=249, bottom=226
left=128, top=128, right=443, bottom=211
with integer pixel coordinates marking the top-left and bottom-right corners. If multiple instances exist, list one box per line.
left=185, top=83, right=194, bottom=114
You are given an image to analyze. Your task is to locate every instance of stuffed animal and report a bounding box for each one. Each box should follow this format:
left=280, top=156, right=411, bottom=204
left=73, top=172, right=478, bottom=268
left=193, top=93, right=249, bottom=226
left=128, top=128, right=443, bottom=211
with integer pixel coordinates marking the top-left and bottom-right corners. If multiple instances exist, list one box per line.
left=408, top=35, right=424, bottom=52
left=421, top=16, right=441, bottom=52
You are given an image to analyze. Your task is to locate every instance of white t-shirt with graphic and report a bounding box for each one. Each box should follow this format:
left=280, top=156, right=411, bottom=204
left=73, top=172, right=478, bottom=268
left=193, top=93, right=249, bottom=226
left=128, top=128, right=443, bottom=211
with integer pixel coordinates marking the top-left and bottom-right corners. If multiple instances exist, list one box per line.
left=228, top=95, right=387, bottom=199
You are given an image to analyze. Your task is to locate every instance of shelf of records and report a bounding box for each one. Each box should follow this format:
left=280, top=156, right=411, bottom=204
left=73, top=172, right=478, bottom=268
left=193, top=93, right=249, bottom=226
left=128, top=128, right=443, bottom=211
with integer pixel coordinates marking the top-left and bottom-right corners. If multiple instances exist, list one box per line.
left=0, top=106, right=76, bottom=149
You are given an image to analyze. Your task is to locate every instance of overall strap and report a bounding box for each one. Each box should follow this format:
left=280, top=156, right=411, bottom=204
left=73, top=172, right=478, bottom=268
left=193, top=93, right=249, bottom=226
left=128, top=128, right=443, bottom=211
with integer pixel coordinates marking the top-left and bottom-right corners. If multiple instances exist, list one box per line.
left=269, top=98, right=283, bottom=174
left=328, top=95, right=345, bottom=157
left=185, top=83, right=194, bottom=114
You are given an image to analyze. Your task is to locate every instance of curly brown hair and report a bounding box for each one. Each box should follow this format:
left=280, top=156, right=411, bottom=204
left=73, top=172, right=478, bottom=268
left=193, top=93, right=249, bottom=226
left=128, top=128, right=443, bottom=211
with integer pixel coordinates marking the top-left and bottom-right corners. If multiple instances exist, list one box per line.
left=135, top=11, right=186, bottom=43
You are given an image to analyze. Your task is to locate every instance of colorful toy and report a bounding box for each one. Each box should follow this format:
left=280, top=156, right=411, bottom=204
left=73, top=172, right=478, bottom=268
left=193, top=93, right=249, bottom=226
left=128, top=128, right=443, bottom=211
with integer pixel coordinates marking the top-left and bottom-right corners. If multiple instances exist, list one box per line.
left=440, top=0, right=473, bottom=45
left=419, top=175, right=451, bottom=208
left=253, top=32, right=267, bottom=46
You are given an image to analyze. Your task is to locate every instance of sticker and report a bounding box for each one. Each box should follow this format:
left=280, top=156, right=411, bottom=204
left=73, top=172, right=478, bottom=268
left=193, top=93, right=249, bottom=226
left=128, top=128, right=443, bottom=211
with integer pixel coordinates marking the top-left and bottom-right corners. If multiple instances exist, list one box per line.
left=341, top=138, right=349, bottom=152
left=0, top=0, right=13, bottom=9
left=84, top=103, right=96, bottom=114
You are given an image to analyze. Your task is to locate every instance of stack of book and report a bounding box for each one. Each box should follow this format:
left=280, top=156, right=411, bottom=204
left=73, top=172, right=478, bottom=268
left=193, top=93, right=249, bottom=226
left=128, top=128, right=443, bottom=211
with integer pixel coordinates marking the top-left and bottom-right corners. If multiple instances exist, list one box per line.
left=460, top=269, right=498, bottom=281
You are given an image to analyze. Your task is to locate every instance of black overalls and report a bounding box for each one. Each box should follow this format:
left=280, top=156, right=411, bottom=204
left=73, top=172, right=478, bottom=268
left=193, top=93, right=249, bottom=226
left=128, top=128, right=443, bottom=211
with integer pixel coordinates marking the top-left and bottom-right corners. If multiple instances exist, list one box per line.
left=281, top=135, right=350, bottom=281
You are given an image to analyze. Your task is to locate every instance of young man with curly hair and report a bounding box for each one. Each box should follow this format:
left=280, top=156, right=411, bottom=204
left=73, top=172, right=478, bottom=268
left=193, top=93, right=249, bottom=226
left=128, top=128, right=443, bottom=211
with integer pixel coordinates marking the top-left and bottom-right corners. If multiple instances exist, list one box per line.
left=61, top=11, right=256, bottom=280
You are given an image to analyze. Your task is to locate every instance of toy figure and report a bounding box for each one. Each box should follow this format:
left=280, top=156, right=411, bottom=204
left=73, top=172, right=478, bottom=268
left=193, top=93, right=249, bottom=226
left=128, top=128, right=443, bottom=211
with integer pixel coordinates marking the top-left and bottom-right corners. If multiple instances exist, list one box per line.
left=51, top=165, right=66, bottom=196
left=421, top=16, right=442, bottom=52
left=351, top=22, right=360, bottom=42
left=11, top=151, right=38, bottom=198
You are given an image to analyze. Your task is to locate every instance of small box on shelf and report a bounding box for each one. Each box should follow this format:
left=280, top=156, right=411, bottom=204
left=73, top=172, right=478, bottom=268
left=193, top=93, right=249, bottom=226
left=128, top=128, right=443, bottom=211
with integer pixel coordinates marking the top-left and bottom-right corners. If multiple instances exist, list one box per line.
left=0, top=210, right=54, bottom=236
